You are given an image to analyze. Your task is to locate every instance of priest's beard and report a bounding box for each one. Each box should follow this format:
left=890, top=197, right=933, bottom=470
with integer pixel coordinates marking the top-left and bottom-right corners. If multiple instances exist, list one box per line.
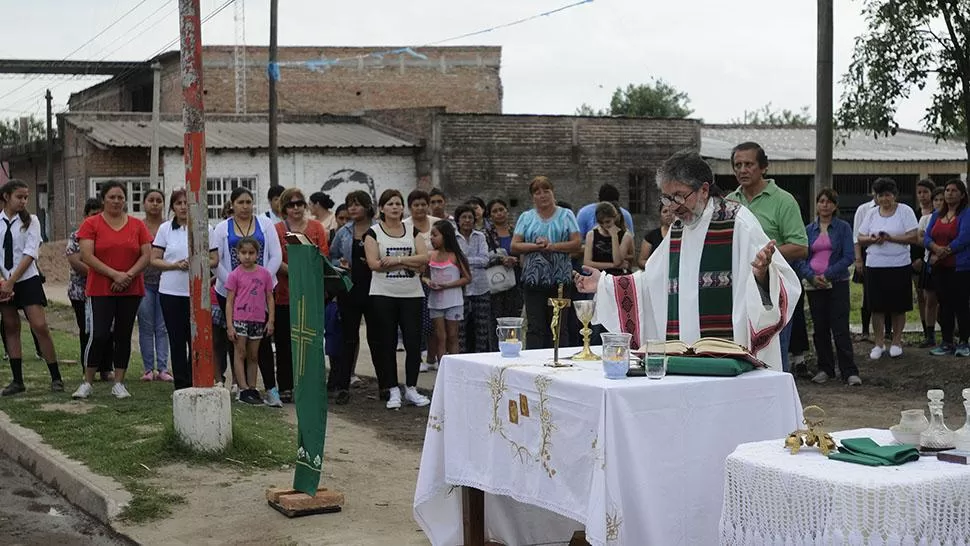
left=677, top=200, right=707, bottom=228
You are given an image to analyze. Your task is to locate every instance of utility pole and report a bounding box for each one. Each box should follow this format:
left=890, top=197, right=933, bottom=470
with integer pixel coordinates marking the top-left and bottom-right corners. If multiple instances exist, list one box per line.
left=45, top=89, right=53, bottom=241
left=268, top=0, right=279, bottom=188
left=814, top=0, right=834, bottom=216
left=150, top=62, right=162, bottom=191
left=179, top=0, right=214, bottom=388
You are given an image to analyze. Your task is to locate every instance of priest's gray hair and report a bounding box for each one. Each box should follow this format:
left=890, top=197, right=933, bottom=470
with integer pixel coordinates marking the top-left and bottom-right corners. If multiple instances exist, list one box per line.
left=655, top=150, right=715, bottom=191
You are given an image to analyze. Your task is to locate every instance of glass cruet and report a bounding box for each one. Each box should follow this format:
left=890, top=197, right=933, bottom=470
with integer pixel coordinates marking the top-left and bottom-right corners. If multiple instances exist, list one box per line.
left=920, top=389, right=955, bottom=450
left=953, top=388, right=970, bottom=451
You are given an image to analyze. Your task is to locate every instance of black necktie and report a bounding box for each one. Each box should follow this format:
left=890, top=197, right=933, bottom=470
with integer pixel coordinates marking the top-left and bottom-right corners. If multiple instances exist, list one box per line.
left=3, top=218, right=13, bottom=270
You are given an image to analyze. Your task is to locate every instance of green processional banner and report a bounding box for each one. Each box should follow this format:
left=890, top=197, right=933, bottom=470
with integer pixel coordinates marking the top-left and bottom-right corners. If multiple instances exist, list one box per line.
left=287, top=242, right=351, bottom=495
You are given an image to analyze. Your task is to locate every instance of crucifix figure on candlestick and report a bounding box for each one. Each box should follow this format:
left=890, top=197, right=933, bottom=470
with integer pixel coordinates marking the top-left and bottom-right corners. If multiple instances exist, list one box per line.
left=547, top=283, right=572, bottom=367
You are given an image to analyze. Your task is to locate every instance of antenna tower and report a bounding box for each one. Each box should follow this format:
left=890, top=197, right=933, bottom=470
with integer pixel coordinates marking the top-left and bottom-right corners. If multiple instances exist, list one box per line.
left=233, top=0, right=247, bottom=113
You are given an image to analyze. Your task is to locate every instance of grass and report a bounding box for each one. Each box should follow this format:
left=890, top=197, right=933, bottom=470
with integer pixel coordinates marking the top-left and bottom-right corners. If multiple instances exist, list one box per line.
left=0, top=305, right=296, bottom=523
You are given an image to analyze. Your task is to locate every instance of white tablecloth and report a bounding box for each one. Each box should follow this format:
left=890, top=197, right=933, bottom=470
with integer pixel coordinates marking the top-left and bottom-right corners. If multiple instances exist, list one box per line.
left=413, top=348, right=803, bottom=546
left=720, top=428, right=970, bottom=545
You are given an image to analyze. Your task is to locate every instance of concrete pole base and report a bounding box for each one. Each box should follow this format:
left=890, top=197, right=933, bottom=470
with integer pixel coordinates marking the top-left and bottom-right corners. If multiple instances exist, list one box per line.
left=172, top=387, right=233, bottom=453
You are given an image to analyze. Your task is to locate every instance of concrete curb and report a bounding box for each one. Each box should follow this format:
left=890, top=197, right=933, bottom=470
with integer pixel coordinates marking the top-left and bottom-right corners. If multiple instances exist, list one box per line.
left=0, top=410, right=132, bottom=526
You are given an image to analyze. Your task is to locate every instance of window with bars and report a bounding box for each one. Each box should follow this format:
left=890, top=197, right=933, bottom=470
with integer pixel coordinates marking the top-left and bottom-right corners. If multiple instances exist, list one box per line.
left=206, top=176, right=257, bottom=220
left=89, top=177, right=158, bottom=216
left=628, top=170, right=650, bottom=214
left=67, top=178, right=76, bottom=226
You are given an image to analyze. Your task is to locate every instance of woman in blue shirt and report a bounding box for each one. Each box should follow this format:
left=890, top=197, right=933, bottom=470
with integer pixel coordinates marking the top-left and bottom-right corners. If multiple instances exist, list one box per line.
left=795, top=189, right=860, bottom=385
left=511, top=177, right=581, bottom=349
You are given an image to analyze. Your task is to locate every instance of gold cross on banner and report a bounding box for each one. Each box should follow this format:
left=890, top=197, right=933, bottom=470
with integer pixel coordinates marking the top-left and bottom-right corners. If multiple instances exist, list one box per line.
left=292, top=297, right=317, bottom=383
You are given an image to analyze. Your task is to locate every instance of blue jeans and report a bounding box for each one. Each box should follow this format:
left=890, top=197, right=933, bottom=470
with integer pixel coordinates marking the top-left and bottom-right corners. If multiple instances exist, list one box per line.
left=779, top=319, right=793, bottom=373
left=138, top=285, right=169, bottom=373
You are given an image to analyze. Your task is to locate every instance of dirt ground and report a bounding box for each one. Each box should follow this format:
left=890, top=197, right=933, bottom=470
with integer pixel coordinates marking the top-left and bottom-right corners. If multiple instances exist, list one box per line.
left=31, top=271, right=970, bottom=545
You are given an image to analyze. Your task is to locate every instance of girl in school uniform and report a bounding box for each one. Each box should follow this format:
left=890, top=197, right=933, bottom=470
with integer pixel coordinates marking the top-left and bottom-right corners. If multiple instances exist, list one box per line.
left=0, top=180, right=63, bottom=396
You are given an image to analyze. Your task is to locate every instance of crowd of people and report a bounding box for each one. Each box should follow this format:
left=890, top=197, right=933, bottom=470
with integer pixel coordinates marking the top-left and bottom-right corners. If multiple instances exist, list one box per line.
left=0, top=142, right=964, bottom=401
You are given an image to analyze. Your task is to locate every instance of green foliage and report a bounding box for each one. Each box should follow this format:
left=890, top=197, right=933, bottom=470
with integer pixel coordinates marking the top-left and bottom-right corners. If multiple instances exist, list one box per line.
left=837, top=0, right=970, bottom=162
left=576, top=79, right=694, bottom=118
left=732, top=103, right=815, bottom=126
left=0, top=115, right=47, bottom=145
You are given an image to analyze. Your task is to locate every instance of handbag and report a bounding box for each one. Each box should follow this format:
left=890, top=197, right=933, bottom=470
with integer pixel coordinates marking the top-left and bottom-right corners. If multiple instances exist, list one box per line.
left=486, top=264, right=516, bottom=293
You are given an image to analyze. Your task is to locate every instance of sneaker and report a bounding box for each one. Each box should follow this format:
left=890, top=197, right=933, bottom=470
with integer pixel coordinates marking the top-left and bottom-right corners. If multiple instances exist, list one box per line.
left=241, top=389, right=262, bottom=405
left=350, top=375, right=362, bottom=387
left=72, top=382, right=93, bottom=399
left=386, top=387, right=402, bottom=409
left=279, top=389, right=293, bottom=403
left=404, top=386, right=430, bottom=407
left=141, top=371, right=154, bottom=382
left=50, top=380, right=64, bottom=393
left=214, top=381, right=225, bottom=389
left=955, top=344, right=970, bottom=357
left=111, top=383, right=131, bottom=399
left=264, top=387, right=283, bottom=408
left=419, top=362, right=430, bottom=373
left=427, top=361, right=438, bottom=371
left=811, top=371, right=829, bottom=384
left=1, top=382, right=25, bottom=396
left=158, top=371, right=174, bottom=382
left=869, top=346, right=885, bottom=360
left=334, top=390, right=350, bottom=405
left=847, top=375, right=863, bottom=386
left=930, top=343, right=955, bottom=356
left=888, top=345, right=903, bottom=358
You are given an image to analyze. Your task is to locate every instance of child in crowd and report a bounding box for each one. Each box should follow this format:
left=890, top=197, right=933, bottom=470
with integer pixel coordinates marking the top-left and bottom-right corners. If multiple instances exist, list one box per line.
left=425, top=220, right=470, bottom=358
left=225, top=237, right=275, bottom=405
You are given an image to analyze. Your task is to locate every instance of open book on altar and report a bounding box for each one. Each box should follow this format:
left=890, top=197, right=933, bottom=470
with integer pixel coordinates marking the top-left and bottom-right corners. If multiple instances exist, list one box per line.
left=636, top=337, right=767, bottom=369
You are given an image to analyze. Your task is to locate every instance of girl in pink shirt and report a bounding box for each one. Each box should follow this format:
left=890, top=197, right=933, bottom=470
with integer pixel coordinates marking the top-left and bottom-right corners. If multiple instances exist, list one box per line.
left=225, top=237, right=275, bottom=405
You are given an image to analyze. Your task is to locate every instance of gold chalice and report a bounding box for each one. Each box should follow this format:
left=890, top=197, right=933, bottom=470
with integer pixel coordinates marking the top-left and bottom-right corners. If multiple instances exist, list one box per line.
left=570, top=300, right=599, bottom=361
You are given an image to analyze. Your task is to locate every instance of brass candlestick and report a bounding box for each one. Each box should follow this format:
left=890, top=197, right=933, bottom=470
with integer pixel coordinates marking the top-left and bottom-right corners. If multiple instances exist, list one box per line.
left=547, top=284, right=572, bottom=367
left=570, top=300, right=599, bottom=360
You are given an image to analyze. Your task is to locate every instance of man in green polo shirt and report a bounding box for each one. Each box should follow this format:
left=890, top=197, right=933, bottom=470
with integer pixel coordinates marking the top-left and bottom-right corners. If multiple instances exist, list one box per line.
left=728, top=141, right=808, bottom=373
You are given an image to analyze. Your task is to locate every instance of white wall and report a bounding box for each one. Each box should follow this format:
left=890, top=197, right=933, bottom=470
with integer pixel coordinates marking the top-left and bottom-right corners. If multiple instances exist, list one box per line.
left=161, top=148, right=417, bottom=214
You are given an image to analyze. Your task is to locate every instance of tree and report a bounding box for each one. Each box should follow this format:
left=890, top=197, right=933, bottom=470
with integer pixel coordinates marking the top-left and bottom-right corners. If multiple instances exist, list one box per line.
left=575, top=79, right=694, bottom=118
left=732, top=103, right=815, bottom=126
left=0, top=115, right=47, bottom=146
left=837, top=0, right=970, bottom=175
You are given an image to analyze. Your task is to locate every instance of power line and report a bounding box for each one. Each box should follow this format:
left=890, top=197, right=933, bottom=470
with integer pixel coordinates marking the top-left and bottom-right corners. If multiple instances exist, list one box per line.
left=0, top=0, right=175, bottom=110
left=0, top=0, right=156, bottom=103
left=428, top=0, right=593, bottom=45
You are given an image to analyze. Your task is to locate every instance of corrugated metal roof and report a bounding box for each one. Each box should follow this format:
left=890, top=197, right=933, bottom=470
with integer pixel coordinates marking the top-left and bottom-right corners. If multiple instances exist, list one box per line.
left=68, top=118, right=416, bottom=149
left=702, top=125, right=967, bottom=162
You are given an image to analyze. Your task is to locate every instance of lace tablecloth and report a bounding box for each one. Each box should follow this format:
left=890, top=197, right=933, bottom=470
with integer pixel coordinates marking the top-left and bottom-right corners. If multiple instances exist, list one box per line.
left=413, top=348, right=803, bottom=546
left=720, top=428, right=970, bottom=545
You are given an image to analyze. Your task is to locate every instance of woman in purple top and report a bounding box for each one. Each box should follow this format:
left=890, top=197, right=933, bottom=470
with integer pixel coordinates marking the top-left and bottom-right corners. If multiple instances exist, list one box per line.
left=795, top=189, right=859, bottom=386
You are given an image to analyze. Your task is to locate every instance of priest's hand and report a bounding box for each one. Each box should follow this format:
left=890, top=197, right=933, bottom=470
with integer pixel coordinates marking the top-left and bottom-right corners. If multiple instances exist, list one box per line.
left=573, top=266, right=600, bottom=293
left=752, top=240, right=776, bottom=285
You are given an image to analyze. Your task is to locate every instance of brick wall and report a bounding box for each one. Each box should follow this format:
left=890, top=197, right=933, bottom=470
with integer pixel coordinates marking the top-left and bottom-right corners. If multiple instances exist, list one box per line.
left=71, top=46, right=502, bottom=116
left=429, top=114, right=701, bottom=235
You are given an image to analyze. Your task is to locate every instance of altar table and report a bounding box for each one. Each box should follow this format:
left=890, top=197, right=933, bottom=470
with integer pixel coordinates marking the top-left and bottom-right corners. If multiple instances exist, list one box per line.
left=720, top=428, right=970, bottom=545
left=413, top=348, right=803, bottom=546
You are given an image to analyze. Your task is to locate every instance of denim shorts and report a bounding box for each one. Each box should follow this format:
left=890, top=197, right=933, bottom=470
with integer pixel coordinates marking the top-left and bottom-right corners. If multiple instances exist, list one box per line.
left=232, top=320, right=266, bottom=339
left=429, top=305, right=463, bottom=321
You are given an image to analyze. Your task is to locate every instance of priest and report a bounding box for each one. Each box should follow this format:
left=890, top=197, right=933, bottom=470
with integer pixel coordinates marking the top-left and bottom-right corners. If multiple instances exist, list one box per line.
left=574, top=151, right=800, bottom=370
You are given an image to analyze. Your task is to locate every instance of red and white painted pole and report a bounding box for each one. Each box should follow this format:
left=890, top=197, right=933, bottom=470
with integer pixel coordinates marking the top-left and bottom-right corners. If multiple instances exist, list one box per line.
left=178, top=0, right=214, bottom=388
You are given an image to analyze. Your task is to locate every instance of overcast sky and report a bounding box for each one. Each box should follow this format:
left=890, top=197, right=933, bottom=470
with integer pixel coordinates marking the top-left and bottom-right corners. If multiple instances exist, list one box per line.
left=0, top=0, right=935, bottom=129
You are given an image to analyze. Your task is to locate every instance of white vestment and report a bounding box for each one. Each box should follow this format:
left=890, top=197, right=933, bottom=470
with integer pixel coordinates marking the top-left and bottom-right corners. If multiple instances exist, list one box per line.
left=593, top=198, right=801, bottom=370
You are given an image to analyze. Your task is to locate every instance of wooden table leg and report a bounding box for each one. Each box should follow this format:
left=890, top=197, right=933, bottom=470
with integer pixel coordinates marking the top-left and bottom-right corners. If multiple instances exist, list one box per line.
left=461, top=486, right=485, bottom=546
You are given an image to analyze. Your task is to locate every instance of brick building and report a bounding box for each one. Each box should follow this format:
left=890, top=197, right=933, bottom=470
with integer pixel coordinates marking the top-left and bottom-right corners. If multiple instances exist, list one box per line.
left=68, top=46, right=503, bottom=115
left=423, top=114, right=701, bottom=232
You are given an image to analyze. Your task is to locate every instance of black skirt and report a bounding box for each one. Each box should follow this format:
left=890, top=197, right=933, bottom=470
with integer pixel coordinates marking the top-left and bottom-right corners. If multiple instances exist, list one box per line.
left=865, top=265, right=913, bottom=313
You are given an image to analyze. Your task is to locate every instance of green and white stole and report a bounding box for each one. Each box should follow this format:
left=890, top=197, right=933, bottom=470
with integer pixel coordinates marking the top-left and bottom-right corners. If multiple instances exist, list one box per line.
left=666, top=198, right=739, bottom=340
